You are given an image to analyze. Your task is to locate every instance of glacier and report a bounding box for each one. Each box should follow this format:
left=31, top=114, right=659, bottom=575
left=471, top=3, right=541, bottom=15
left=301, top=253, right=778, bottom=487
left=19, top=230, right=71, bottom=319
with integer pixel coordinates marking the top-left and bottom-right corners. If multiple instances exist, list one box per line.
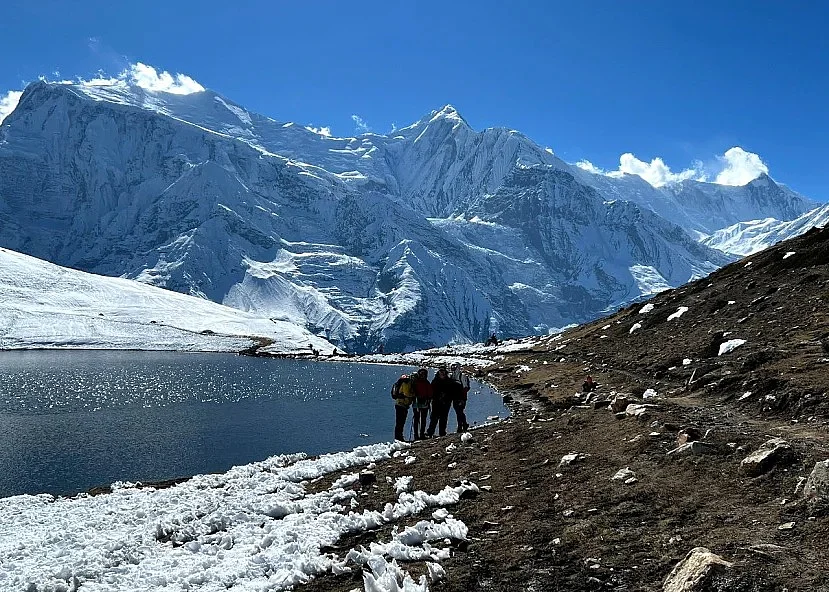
left=0, top=78, right=817, bottom=351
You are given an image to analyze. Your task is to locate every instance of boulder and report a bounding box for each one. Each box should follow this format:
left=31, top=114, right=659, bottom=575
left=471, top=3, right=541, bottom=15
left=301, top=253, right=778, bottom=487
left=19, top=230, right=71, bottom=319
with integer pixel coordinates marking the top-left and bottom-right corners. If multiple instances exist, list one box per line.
left=663, top=547, right=733, bottom=592
left=667, top=441, right=717, bottom=456
left=803, top=459, right=829, bottom=501
left=739, top=438, right=793, bottom=476
left=610, top=394, right=631, bottom=413
left=559, top=452, right=589, bottom=467
left=626, top=403, right=657, bottom=419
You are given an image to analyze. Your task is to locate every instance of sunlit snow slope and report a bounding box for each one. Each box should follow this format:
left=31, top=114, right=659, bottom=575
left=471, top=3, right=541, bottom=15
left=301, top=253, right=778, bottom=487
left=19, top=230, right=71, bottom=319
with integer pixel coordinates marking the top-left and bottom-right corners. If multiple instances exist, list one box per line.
left=0, top=247, right=333, bottom=352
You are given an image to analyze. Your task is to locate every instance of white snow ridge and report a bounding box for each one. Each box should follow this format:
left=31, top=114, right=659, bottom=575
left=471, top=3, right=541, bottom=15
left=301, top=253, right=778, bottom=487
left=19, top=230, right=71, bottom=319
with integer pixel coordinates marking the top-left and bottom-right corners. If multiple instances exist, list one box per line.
left=0, top=442, right=477, bottom=591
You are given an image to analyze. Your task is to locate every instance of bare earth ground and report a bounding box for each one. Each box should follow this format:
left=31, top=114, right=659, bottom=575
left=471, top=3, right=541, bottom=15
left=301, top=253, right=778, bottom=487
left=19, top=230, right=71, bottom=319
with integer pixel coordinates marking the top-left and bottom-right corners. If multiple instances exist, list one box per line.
left=299, top=227, right=829, bottom=591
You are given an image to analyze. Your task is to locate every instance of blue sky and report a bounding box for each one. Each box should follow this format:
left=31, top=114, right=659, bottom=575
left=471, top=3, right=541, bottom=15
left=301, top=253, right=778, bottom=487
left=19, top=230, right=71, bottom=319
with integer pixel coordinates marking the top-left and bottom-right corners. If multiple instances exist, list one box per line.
left=1, top=0, right=827, bottom=198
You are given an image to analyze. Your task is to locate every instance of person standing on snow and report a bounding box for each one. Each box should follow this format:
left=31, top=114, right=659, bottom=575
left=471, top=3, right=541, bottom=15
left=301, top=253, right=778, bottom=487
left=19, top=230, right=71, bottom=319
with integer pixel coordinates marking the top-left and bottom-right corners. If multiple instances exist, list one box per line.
left=391, top=372, right=415, bottom=441
left=410, top=368, right=433, bottom=440
left=427, top=366, right=460, bottom=437
left=450, top=363, right=471, bottom=432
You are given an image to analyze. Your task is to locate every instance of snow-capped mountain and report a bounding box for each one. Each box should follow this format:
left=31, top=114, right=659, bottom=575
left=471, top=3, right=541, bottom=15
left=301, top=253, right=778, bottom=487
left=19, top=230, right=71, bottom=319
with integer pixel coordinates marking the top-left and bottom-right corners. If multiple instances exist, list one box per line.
left=0, top=246, right=333, bottom=352
left=0, top=77, right=813, bottom=351
left=700, top=203, right=829, bottom=256
left=572, top=167, right=814, bottom=236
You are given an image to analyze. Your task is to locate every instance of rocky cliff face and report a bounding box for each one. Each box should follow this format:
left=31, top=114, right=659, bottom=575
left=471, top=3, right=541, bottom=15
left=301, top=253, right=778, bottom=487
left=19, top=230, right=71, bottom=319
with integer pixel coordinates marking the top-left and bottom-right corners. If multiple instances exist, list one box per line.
left=0, top=79, right=811, bottom=351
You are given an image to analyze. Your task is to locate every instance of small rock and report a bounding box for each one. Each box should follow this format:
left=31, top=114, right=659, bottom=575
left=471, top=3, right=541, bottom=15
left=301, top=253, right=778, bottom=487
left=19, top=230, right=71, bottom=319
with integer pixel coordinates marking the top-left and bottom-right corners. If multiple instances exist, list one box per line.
left=803, top=459, right=829, bottom=501
left=667, top=441, right=717, bottom=456
left=663, top=547, right=733, bottom=592
left=778, top=522, right=796, bottom=531
left=460, top=432, right=474, bottom=443
left=611, top=468, right=636, bottom=481
left=739, top=438, right=794, bottom=476
left=625, top=403, right=655, bottom=420
left=610, top=395, right=631, bottom=413
left=559, top=452, right=589, bottom=467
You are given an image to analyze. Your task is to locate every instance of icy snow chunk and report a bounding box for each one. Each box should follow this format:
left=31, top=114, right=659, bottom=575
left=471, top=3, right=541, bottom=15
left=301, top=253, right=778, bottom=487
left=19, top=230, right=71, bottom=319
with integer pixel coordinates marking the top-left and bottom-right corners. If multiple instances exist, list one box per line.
left=784, top=251, right=796, bottom=260
left=515, top=365, right=532, bottom=374
left=642, top=388, right=658, bottom=399
left=629, top=322, right=642, bottom=334
left=426, top=561, right=446, bottom=583
left=682, top=358, right=692, bottom=365
left=639, top=303, right=655, bottom=314
left=460, top=432, right=474, bottom=444
left=395, top=476, right=413, bottom=494
left=332, top=473, right=360, bottom=489
left=667, top=306, right=689, bottom=321
left=404, top=456, right=417, bottom=465
left=718, top=339, right=746, bottom=356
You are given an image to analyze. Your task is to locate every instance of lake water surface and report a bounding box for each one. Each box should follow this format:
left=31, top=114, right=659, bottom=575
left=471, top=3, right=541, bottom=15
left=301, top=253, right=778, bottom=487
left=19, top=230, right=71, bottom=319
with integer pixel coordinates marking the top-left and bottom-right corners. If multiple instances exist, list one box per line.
left=0, top=351, right=506, bottom=498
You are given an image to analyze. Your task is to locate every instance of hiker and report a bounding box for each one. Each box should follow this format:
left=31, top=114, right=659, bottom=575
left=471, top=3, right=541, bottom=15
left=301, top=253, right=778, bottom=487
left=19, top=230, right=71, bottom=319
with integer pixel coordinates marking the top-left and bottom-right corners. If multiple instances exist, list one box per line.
left=411, top=368, right=433, bottom=440
left=427, top=366, right=461, bottom=437
left=485, top=333, right=499, bottom=346
left=391, top=372, right=416, bottom=441
left=582, top=375, right=596, bottom=393
left=450, top=362, right=471, bottom=432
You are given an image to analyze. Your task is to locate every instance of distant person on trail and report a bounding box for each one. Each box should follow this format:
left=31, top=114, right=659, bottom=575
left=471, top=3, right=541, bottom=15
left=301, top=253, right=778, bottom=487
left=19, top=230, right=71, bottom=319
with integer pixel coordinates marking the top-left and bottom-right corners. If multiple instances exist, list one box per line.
left=582, top=375, right=596, bottom=393
left=391, top=372, right=416, bottom=441
left=450, top=363, right=470, bottom=432
left=427, top=366, right=460, bottom=437
left=485, top=333, right=499, bottom=346
left=411, top=368, right=433, bottom=440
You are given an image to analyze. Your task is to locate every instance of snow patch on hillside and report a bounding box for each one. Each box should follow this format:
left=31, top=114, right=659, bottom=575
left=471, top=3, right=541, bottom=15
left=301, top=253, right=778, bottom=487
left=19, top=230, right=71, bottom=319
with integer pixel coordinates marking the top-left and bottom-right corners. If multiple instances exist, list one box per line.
left=0, top=247, right=331, bottom=352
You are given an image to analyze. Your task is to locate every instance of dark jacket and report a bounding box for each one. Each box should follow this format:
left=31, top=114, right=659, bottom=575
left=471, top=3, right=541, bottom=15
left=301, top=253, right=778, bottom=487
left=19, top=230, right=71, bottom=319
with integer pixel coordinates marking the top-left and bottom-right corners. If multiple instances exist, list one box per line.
left=431, top=375, right=463, bottom=404
left=412, top=377, right=433, bottom=407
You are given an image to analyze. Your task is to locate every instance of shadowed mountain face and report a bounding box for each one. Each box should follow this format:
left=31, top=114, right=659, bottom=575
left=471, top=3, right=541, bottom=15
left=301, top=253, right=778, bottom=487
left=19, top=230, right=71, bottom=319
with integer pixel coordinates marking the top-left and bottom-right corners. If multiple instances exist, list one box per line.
left=0, top=81, right=814, bottom=351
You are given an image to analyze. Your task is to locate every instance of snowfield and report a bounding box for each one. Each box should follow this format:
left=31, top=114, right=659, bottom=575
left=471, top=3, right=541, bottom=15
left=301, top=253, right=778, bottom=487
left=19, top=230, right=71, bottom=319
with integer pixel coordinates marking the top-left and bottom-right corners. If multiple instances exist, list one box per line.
left=0, top=442, right=476, bottom=592
left=0, top=247, right=332, bottom=353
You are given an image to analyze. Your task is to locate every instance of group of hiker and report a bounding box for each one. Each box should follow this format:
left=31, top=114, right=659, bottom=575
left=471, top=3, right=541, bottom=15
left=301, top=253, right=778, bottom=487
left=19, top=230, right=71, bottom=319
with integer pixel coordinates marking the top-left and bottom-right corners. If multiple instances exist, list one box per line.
left=391, top=363, right=471, bottom=441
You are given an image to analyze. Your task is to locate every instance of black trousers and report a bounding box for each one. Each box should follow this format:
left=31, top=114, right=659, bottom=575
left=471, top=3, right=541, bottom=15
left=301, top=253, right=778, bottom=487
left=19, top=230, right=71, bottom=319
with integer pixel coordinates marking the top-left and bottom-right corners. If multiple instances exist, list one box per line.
left=413, top=406, right=429, bottom=439
left=453, top=398, right=468, bottom=432
left=427, top=400, right=451, bottom=437
left=394, top=405, right=409, bottom=441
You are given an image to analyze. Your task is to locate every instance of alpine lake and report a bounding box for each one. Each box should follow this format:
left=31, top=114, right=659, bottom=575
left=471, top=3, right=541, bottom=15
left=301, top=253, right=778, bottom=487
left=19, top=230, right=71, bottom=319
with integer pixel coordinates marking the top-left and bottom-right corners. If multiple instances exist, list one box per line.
left=0, top=351, right=507, bottom=498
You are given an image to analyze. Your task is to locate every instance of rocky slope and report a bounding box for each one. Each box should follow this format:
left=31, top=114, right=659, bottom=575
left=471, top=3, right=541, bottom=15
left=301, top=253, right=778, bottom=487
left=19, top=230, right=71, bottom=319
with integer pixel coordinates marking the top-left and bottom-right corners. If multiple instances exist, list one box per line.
left=0, top=79, right=816, bottom=351
left=299, top=227, right=829, bottom=591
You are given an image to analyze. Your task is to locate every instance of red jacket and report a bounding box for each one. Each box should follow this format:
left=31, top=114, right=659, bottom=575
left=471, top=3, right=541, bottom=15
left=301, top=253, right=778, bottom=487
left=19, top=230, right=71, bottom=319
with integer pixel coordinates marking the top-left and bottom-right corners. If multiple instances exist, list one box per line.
left=412, top=377, right=433, bottom=405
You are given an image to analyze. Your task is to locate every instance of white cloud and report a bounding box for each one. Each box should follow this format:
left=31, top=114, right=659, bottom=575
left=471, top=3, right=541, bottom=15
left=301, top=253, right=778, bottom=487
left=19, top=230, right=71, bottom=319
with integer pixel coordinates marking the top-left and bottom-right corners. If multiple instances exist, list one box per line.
left=305, top=125, right=331, bottom=137
left=613, top=153, right=704, bottom=187
left=351, top=114, right=370, bottom=134
left=0, top=90, right=23, bottom=124
left=574, top=148, right=768, bottom=188
left=575, top=159, right=603, bottom=174
left=127, top=62, right=204, bottom=95
left=714, top=147, right=768, bottom=186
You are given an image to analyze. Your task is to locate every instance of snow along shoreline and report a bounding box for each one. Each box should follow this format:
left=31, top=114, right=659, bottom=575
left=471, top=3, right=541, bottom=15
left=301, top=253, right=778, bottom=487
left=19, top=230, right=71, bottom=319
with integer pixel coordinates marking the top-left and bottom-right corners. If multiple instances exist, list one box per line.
left=0, top=441, right=480, bottom=592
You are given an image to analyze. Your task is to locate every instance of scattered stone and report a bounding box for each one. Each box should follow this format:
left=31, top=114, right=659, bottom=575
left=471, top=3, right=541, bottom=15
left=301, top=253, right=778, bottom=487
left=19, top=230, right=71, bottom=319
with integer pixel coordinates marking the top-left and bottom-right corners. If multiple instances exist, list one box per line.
left=611, top=468, right=636, bottom=482
left=643, top=388, right=658, bottom=399
left=739, top=438, right=794, bottom=476
left=667, top=441, right=717, bottom=456
left=626, top=404, right=656, bottom=419
left=610, top=395, right=631, bottom=413
left=676, top=427, right=702, bottom=445
left=778, top=522, right=796, bottom=531
left=803, top=459, right=829, bottom=501
left=559, top=452, right=589, bottom=467
left=663, top=547, right=733, bottom=592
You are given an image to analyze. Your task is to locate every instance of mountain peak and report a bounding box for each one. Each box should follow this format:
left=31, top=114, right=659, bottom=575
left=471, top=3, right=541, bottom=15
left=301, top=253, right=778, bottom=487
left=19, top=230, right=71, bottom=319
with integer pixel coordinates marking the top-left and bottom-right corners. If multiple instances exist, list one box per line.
left=428, top=104, right=468, bottom=126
